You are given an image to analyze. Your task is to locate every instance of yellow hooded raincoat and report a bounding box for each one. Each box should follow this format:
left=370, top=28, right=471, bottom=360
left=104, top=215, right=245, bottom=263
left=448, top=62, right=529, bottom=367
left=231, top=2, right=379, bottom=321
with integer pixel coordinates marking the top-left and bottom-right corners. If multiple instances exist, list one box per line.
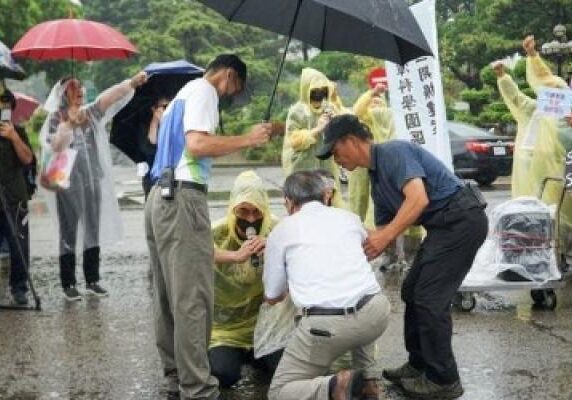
left=524, top=54, right=572, bottom=242
left=497, top=73, right=537, bottom=197
left=349, top=89, right=396, bottom=224
left=282, top=68, right=345, bottom=207
left=210, top=171, right=279, bottom=349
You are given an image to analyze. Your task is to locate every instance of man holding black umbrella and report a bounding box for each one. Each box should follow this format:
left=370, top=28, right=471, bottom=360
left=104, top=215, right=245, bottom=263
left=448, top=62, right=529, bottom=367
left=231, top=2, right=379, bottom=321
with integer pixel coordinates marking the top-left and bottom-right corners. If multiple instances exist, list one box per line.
left=145, top=54, right=271, bottom=400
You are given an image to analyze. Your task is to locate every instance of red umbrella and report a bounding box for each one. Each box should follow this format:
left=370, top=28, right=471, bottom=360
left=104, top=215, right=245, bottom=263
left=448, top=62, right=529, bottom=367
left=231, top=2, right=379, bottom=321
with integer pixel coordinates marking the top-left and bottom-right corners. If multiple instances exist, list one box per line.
left=11, top=19, right=138, bottom=61
left=12, top=92, right=40, bottom=125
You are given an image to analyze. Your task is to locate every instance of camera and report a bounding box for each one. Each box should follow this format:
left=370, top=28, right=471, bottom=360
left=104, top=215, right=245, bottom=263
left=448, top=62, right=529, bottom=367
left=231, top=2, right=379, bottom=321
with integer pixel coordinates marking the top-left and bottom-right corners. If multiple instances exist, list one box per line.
left=159, top=167, right=175, bottom=200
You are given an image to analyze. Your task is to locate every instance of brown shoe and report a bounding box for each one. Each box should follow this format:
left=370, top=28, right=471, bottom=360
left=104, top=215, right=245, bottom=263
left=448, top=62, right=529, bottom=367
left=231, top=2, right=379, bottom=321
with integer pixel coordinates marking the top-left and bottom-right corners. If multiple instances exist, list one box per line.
left=332, top=369, right=365, bottom=400
left=361, top=379, right=380, bottom=399
left=401, top=374, right=464, bottom=399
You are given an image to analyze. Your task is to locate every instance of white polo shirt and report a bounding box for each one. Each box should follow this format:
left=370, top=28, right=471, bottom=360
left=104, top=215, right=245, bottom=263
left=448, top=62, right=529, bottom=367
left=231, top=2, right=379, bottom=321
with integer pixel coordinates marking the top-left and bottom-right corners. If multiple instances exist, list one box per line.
left=172, top=78, right=219, bottom=184
left=263, top=201, right=380, bottom=308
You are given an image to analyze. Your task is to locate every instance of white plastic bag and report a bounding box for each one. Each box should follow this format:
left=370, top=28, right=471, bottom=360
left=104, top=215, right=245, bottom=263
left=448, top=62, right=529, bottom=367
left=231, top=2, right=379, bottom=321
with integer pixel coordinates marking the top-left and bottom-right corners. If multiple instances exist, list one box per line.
left=39, top=147, right=78, bottom=191
left=253, top=295, right=297, bottom=359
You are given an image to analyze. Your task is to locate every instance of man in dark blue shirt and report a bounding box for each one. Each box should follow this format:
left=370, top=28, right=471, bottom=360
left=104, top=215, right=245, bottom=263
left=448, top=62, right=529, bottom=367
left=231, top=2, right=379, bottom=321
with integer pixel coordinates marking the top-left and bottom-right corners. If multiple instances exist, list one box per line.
left=317, top=115, right=487, bottom=399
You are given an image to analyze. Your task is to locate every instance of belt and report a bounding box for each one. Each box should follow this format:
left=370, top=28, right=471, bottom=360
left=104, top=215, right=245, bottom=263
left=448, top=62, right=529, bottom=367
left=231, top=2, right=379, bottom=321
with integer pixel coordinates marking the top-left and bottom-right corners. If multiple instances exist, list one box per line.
left=176, top=180, right=207, bottom=194
left=301, top=294, right=375, bottom=317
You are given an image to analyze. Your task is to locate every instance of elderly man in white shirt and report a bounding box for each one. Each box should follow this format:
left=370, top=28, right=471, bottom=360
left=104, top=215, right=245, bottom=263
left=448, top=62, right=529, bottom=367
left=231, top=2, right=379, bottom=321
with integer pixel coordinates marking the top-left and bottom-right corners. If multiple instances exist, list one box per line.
left=264, top=171, right=391, bottom=400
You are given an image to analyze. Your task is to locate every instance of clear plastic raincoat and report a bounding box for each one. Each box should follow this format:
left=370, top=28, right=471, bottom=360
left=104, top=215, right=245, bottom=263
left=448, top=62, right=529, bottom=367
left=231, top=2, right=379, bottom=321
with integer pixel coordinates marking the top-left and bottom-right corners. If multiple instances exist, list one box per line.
left=40, top=79, right=134, bottom=255
left=349, top=89, right=396, bottom=225
left=282, top=68, right=345, bottom=207
left=211, top=171, right=279, bottom=349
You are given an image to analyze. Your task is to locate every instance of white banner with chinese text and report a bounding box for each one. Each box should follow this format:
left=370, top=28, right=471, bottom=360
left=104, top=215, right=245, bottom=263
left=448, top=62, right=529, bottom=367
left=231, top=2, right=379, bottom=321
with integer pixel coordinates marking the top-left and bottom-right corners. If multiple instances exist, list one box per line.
left=386, top=0, right=453, bottom=169
left=536, top=87, right=572, bottom=118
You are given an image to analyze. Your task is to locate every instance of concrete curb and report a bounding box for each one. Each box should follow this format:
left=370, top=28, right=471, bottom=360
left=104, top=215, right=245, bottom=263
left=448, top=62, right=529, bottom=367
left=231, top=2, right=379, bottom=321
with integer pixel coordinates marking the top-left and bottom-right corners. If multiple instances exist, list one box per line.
left=28, top=183, right=509, bottom=214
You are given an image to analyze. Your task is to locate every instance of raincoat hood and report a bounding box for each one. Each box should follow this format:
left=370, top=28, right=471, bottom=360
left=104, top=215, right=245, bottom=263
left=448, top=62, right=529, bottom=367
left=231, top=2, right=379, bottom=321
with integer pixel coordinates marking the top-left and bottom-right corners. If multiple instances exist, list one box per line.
left=211, top=170, right=279, bottom=349
left=43, top=79, right=74, bottom=113
left=226, top=170, right=273, bottom=244
left=281, top=68, right=346, bottom=208
left=39, top=78, right=134, bottom=249
left=298, top=68, right=336, bottom=115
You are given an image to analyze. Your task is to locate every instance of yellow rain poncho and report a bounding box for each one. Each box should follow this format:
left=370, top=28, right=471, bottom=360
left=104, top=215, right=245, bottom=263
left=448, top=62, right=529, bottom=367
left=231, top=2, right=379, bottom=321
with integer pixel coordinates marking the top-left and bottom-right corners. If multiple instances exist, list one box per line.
left=210, top=171, right=279, bottom=349
left=496, top=73, right=537, bottom=197
left=524, top=54, right=572, bottom=243
left=497, top=59, right=569, bottom=202
left=282, top=68, right=345, bottom=207
left=349, top=89, right=396, bottom=225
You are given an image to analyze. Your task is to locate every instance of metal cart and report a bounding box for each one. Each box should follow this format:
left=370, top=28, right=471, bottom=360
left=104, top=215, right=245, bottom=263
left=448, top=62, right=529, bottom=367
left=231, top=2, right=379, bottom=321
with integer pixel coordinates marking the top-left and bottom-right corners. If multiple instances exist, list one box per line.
left=454, top=176, right=571, bottom=312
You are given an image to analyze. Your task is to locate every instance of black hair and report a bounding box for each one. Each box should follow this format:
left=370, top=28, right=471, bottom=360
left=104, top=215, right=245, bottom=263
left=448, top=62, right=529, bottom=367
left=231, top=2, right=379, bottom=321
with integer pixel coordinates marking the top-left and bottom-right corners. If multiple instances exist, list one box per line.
left=206, top=54, right=247, bottom=83
left=0, top=89, right=16, bottom=110
left=59, top=76, right=74, bottom=85
left=326, top=114, right=374, bottom=141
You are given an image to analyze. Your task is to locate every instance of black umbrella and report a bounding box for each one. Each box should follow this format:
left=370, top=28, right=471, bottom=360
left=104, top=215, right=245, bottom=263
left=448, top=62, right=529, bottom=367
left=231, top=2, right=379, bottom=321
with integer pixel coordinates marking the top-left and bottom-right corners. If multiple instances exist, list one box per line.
left=110, top=60, right=204, bottom=163
left=197, top=0, right=433, bottom=120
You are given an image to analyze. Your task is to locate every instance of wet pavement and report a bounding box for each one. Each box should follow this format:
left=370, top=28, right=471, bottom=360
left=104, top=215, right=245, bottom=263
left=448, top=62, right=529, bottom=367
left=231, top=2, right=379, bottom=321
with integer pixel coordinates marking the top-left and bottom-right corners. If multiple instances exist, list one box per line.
left=1, top=167, right=571, bottom=399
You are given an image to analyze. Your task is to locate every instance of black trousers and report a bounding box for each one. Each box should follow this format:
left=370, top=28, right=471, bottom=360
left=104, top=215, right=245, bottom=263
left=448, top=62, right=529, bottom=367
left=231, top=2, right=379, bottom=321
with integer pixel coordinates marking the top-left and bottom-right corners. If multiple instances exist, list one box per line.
left=401, top=186, right=488, bottom=385
left=208, top=345, right=283, bottom=388
left=0, top=201, right=29, bottom=293
left=56, top=177, right=101, bottom=289
left=59, top=247, right=100, bottom=288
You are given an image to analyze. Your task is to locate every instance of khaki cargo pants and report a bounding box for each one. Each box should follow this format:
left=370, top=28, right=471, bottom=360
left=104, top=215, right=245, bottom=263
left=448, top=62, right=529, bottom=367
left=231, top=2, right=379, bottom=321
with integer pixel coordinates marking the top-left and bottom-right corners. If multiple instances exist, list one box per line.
left=268, top=292, right=391, bottom=400
left=145, top=185, right=219, bottom=400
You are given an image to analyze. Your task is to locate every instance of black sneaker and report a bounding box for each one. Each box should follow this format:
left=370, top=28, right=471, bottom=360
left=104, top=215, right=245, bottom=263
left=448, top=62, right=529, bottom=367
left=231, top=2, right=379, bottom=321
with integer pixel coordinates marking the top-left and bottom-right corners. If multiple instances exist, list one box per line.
left=11, top=290, right=29, bottom=306
left=401, top=374, right=464, bottom=399
left=86, top=282, right=108, bottom=297
left=63, top=286, right=82, bottom=301
left=382, top=362, right=423, bottom=386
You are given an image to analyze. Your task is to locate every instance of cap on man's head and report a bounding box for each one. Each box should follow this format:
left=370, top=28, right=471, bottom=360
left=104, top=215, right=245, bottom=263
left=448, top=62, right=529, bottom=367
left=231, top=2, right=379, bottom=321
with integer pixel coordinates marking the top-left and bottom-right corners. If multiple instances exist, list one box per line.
left=316, top=114, right=372, bottom=160
left=207, top=54, right=247, bottom=83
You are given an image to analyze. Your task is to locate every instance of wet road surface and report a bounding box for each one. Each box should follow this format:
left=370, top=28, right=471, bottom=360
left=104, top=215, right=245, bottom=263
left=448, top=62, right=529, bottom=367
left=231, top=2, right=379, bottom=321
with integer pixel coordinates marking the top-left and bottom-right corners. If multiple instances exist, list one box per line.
left=1, top=183, right=572, bottom=400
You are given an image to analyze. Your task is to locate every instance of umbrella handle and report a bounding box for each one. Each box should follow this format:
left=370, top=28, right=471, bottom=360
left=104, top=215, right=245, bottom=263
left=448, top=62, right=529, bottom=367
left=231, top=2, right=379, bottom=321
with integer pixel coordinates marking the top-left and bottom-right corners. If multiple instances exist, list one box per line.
left=264, top=0, right=303, bottom=122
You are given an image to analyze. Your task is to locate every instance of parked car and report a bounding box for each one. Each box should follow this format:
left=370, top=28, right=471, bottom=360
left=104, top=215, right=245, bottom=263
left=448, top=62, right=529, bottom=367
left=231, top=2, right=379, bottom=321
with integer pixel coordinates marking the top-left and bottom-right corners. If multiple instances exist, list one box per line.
left=449, top=121, right=514, bottom=186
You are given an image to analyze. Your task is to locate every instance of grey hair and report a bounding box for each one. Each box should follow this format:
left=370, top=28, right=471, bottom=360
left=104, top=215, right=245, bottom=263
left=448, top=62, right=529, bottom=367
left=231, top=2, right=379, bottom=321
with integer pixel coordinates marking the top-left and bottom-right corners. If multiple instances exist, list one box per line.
left=314, top=168, right=336, bottom=190
left=283, top=171, right=326, bottom=206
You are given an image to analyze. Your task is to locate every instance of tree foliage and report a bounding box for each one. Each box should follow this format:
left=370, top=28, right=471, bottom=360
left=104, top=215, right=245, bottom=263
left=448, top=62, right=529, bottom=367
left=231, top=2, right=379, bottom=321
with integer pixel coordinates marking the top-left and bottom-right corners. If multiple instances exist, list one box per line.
left=8, top=0, right=572, bottom=148
left=439, top=0, right=572, bottom=90
left=0, top=0, right=83, bottom=82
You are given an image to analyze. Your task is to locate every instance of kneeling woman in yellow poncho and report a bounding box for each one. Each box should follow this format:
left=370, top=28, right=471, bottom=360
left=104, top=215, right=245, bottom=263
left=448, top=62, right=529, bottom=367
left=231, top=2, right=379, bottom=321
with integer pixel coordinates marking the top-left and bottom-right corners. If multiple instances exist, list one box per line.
left=209, top=171, right=282, bottom=388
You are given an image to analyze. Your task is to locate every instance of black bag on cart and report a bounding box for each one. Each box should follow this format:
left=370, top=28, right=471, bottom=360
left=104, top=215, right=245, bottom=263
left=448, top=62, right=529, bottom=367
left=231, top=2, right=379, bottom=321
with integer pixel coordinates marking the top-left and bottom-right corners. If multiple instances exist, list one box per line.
left=496, top=209, right=552, bottom=281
